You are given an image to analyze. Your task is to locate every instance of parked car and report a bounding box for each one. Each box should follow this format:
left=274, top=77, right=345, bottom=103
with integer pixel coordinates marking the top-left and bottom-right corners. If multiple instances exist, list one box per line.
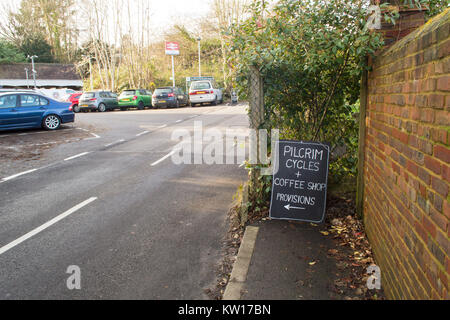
left=68, top=92, right=83, bottom=113
left=38, top=88, right=77, bottom=102
left=189, top=80, right=223, bottom=106
left=152, top=87, right=189, bottom=108
left=118, top=89, right=152, bottom=110
left=0, top=92, right=74, bottom=131
left=78, top=91, right=118, bottom=112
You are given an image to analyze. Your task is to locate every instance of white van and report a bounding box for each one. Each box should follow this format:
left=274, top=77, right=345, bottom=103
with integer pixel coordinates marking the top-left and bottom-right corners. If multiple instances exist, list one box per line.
left=189, top=80, right=223, bottom=106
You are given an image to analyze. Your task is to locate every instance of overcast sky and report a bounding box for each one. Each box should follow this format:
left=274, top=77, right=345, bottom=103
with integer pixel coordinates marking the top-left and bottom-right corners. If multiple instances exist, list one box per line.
left=1, top=0, right=213, bottom=34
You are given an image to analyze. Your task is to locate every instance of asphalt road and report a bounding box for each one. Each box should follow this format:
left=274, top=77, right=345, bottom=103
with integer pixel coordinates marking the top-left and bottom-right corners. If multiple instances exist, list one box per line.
left=0, top=104, right=249, bottom=299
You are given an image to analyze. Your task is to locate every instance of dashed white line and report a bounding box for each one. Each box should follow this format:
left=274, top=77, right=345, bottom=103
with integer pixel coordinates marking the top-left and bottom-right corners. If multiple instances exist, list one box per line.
left=158, top=124, right=167, bottom=129
left=136, top=131, right=149, bottom=137
left=1, top=169, right=38, bottom=182
left=175, top=120, right=182, bottom=123
left=150, top=149, right=179, bottom=166
left=105, top=139, right=125, bottom=147
left=64, top=152, right=90, bottom=161
left=0, top=197, right=98, bottom=256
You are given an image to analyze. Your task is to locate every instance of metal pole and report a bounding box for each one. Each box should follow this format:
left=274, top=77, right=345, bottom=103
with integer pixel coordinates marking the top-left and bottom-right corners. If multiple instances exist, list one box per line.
left=171, top=55, right=175, bottom=87
left=28, top=55, right=38, bottom=88
left=89, top=58, right=93, bottom=91
left=197, top=37, right=201, bottom=77
left=25, top=68, right=29, bottom=89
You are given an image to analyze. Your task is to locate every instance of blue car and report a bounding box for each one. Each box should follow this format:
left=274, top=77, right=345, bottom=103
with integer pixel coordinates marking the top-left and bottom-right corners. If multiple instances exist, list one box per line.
left=0, top=92, right=75, bottom=131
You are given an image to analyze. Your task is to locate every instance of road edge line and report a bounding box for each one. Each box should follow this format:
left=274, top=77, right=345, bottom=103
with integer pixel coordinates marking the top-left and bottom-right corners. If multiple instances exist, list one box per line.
left=222, top=226, right=259, bottom=300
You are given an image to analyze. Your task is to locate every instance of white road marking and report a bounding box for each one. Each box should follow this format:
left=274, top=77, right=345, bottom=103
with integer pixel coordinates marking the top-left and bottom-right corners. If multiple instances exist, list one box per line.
left=1, top=169, right=38, bottom=182
left=175, top=120, right=182, bottom=123
left=151, top=149, right=179, bottom=166
left=0, top=197, right=98, bottom=256
left=84, top=132, right=101, bottom=140
left=105, top=139, right=125, bottom=147
left=136, top=131, right=149, bottom=137
left=158, top=124, right=167, bottom=129
left=64, top=152, right=90, bottom=161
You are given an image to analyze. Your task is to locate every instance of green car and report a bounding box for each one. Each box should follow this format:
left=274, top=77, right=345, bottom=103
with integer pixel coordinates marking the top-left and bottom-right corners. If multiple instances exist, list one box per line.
left=118, top=89, right=152, bottom=110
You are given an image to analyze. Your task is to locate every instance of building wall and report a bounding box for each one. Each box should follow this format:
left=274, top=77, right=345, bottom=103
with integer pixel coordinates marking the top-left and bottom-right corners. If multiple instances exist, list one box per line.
left=363, top=9, right=449, bottom=299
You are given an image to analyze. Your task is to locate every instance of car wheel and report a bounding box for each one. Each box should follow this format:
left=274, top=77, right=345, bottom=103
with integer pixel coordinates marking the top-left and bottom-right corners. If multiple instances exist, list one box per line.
left=211, top=97, right=217, bottom=106
left=73, top=104, right=80, bottom=113
left=98, top=103, right=106, bottom=112
left=42, top=115, right=61, bottom=130
left=138, top=101, right=144, bottom=110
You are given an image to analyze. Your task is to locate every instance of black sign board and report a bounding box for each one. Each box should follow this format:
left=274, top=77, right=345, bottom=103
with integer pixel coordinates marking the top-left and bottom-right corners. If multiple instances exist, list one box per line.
left=269, top=140, right=330, bottom=223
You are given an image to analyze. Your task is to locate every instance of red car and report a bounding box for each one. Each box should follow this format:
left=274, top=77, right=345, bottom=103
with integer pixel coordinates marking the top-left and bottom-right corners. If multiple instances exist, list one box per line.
left=67, top=92, right=83, bottom=113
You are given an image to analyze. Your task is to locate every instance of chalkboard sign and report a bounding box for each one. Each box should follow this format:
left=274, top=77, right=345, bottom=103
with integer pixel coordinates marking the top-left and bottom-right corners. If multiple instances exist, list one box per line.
left=269, top=140, right=330, bottom=223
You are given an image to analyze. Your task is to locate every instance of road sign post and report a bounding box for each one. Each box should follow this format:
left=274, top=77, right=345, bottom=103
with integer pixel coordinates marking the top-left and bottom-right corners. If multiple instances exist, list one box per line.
left=269, top=140, right=330, bottom=223
left=165, top=41, right=180, bottom=87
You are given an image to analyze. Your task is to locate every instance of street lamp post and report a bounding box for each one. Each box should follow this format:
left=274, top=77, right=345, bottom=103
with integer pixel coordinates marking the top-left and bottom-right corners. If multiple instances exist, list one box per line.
left=197, top=37, right=201, bottom=77
left=27, top=55, right=38, bottom=88
left=24, top=68, right=29, bottom=89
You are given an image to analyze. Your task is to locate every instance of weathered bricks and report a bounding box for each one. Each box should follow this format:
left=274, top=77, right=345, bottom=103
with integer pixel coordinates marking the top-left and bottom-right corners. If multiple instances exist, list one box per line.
left=364, top=8, right=450, bottom=300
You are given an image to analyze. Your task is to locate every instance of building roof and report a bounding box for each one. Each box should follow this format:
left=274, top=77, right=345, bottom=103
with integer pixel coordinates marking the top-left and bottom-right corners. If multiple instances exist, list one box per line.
left=0, top=63, right=81, bottom=80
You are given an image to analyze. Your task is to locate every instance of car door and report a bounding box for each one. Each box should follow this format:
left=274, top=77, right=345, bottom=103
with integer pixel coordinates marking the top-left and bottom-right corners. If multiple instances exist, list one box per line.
left=146, top=90, right=152, bottom=105
left=0, top=94, right=19, bottom=129
left=175, top=88, right=184, bottom=105
left=16, top=94, right=47, bottom=127
left=177, top=88, right=187, bottom=105
left=108, top=92, right=118, bottom=108
left=138, top=90, right=147, bottom=106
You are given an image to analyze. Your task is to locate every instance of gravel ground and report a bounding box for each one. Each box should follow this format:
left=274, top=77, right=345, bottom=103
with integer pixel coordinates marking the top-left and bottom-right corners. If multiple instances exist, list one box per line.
left=0, top=125, right=94, bottom=178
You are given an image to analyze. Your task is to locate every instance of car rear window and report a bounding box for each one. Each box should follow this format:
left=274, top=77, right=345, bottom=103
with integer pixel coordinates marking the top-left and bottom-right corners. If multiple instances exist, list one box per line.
left=82, top=92, right=96, bottom=99
left=154, top=88, right=173, bottom=94
left=191, top=82, right=211, bottom=90
left=120, top=90, right=136, bottom=96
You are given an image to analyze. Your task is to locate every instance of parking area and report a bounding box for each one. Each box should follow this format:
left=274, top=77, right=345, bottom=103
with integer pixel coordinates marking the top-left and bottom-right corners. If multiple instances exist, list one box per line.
left=0, top=102, right=241, bottom=179
left=0, top=125, right=98, bottom=177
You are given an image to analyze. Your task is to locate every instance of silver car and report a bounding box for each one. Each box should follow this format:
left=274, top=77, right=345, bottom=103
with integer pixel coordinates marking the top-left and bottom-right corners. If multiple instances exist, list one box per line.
left=189, top=80, right=223, bottom=106
left=77, top=91, right=118, bottom=112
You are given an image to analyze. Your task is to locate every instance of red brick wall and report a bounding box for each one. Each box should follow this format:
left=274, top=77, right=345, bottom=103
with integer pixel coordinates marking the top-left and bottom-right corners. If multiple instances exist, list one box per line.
left=363, top=9, right=449, bottom=299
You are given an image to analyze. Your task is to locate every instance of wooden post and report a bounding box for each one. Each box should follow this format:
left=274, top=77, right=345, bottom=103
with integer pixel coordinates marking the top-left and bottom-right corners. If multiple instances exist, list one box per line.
left=356, top=59, right=368, bottom=218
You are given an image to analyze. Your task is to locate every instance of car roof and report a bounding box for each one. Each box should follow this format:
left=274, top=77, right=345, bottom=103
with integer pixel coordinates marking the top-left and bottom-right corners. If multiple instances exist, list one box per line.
left=0, top=91, right=42, bottom=96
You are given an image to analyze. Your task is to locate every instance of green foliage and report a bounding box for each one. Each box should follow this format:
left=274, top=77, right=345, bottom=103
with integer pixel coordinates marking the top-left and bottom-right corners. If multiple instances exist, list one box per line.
left=424, top=0, right=450, bottom=18
left=0, top=40, right=26, bottom=63
left=19, top=35, right=54, bottom=63
left=229, top=0, right=385, bottom=180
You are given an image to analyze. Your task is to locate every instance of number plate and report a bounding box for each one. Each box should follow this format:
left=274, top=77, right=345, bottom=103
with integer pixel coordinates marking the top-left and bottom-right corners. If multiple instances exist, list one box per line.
left=160, top=100, right=166, bottom=103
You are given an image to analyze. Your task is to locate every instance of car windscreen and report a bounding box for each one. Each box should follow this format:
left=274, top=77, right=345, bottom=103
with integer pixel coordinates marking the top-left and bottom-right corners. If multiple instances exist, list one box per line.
left=190, top=82, right=211, bottom=90
left=120, top=90, right=136, bottom=96
left=154, top=88, right=172, bottom=94
left=82, top=92, right=95, bottom=99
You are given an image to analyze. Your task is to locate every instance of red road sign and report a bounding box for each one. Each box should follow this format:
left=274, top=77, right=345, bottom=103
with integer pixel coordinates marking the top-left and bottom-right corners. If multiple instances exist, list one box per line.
left=165, top=41, right=180, bottom=55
